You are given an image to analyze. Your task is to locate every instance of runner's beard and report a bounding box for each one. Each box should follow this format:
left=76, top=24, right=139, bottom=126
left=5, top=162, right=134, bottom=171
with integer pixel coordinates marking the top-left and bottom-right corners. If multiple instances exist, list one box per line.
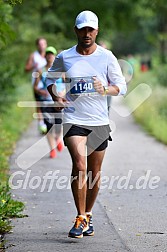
left=79, top=38, right=94, bottom=48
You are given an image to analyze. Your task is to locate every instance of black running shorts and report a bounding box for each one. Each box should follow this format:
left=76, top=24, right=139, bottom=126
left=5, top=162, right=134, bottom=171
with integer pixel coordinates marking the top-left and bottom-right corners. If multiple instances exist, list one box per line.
left=63, top=124, right=112, bottom=151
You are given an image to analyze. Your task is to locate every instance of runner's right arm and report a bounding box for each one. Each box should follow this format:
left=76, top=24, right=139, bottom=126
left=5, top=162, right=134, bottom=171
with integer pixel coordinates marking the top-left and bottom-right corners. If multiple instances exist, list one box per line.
left=25, top=53, right=36, bottom=72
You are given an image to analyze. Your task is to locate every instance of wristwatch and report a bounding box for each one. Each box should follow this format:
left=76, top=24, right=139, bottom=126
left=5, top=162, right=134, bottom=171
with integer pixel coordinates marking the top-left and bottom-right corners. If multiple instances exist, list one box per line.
left=103, top=86, right=109, bottom=95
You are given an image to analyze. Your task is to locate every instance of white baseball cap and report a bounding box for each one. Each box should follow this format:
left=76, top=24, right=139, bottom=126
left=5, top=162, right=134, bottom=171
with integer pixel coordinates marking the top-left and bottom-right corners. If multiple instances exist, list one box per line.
left=75, top=10, right=98, bottom=30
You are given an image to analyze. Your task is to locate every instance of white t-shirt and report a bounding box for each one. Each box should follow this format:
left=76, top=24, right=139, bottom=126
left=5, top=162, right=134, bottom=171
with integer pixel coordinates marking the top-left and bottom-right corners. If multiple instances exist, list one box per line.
left=32, top=51, right=47, bottom=88
left=46, top=45, right=127, bottom=126
left=33, top=51, right=47, bottom=70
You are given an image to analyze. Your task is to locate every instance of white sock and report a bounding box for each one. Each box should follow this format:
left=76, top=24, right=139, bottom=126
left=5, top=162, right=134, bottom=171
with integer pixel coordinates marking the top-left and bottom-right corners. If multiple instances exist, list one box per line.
left=86, top=211, right=92, bottom=216
left=78, top=214, right=86, bottom=219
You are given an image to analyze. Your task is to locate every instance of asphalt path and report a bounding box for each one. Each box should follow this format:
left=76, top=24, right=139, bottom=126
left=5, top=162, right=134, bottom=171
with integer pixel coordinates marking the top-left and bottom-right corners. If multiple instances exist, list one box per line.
left=5, top=97, right=167, bottom=252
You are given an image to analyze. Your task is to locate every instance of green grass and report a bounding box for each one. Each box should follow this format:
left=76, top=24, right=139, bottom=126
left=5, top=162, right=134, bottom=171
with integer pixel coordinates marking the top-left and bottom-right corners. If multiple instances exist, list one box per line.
left=0, top=81, right=34, bottom=184
left=0, top=185, right=27, bottom=235
left=0, top=80, right=34, bottom=238
left=127, top=70, right=167, bottom=144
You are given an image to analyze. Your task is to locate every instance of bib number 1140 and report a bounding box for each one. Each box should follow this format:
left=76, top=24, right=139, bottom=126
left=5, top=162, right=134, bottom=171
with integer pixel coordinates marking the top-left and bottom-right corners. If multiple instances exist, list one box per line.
left=70, top=77, right=97, bottom=95
left=74, top=81, right=93, bottom=92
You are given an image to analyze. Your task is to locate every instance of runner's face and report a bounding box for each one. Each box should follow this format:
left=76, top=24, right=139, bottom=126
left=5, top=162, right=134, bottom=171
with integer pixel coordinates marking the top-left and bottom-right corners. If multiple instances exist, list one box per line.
left=75, top=26, right=98, bottom=48
left=45, top=53, right=55, bottom=64
left=37, top=39, right=47, bottom=53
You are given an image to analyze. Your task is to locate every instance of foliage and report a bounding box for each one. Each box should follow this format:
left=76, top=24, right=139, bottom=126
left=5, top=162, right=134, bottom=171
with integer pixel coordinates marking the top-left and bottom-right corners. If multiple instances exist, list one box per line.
left=0, top=81, right=34, bottom=183
left=126, top=70, right=167, bottom=145
left=155, top=65, right=167, bottom=87
left=0, top=0, right=15, bottom=47
left=0, top=81, right=33, bottom=241
left=0, top=184, right=25, bottom=235
left=0, top=52, right=18, bottom=107
left=133, top=93, right=167, bottom=144
left=138, top=0, right=167, bottom=63
left=4, top=0, right=22, bottom=5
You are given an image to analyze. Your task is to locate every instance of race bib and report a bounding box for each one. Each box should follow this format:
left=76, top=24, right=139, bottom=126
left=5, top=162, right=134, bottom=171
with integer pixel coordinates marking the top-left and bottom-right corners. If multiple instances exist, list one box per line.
left=70, top=77, right=97, bottom=96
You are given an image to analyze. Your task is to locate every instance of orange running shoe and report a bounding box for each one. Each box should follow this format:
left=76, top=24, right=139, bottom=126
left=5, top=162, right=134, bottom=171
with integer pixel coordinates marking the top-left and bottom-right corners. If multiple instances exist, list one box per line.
left=83, top=213, right=94, bottom=236
left=68, top=215, right=88, bottom=238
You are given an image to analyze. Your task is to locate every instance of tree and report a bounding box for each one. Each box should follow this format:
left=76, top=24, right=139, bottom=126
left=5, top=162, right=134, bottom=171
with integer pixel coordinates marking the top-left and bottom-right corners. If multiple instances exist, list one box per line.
left=136, top=0, right=167, bottom=63
left=0, top=0, right=23, bottom=47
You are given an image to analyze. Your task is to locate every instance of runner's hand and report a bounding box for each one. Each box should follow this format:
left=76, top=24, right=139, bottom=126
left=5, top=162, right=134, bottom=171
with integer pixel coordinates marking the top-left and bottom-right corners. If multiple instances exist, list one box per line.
left=93, top=77, right=104, bottom=95
left=54, top=97, right=68, bottom=111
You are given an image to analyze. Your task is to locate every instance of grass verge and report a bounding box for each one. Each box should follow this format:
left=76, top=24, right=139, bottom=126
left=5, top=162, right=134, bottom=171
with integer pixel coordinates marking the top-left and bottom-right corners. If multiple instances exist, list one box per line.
left=0, top=80, right=34, bottom=244
left=126, top=70, right=167, bottom=144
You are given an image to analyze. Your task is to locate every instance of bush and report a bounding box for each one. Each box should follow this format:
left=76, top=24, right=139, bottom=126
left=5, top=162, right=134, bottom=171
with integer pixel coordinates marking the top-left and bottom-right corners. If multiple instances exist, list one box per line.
left=0, top=51, right=18, bottom=107
left=127, top=70, right=167, bottom=145
left=156, top=65, right=167, bottom=87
